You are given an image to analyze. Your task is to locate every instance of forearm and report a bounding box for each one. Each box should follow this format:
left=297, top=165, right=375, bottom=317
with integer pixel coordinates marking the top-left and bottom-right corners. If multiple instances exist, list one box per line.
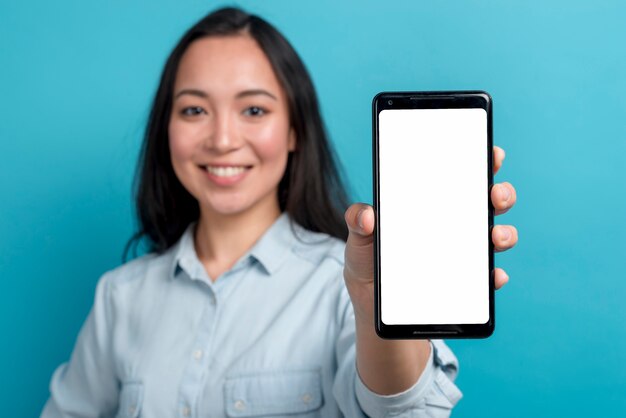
left=348, top=282, right=432, bottom=396
left=354, top=314, right=431, bottom=395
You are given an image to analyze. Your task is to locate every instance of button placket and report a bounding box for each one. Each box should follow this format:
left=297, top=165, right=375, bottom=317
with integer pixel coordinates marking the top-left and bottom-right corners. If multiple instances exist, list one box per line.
left=177, top=289, right=219, bottom=418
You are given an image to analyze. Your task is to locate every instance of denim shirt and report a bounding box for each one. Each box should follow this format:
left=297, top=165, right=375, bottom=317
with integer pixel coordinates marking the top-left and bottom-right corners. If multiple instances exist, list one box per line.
left=42, top=213, right=462, bottom=417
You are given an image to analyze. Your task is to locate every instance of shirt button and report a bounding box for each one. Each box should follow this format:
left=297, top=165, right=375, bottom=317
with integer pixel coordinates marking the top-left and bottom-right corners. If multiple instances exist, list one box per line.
left=193, top=349, right=203, bottom=360
left=302, top=393, right=313, bottom=403
left=234, top=400, right=246, bottom=411
left=182, top=406, right=191, bottom=417
left=128, top=405, right=136, bottom=415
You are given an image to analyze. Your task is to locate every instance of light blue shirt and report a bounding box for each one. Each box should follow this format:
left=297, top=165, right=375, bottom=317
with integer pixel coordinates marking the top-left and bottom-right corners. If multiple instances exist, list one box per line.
left=42, top=213, right=462, bottom=417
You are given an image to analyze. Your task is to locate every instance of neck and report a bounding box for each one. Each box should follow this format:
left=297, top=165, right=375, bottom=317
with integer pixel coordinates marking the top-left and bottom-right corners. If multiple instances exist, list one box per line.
left=194, top=198, right=281, bottom=280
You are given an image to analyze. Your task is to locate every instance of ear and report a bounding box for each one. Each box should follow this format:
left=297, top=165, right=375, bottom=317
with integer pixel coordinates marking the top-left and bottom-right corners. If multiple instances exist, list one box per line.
left=288, top=128, right=296, bottom=152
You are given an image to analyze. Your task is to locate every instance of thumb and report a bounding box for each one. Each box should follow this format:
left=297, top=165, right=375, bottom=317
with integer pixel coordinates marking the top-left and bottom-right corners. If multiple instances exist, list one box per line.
left=344, top=203, right=375, bottom=247
left=344, top=203, right=376, bottom=286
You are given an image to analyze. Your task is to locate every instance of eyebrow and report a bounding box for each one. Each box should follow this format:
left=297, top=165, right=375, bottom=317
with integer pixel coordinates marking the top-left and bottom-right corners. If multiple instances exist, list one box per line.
left=236, top=89, right=278, bottom=101
left=174, top=89, right=208, bottom=99
left=174, top=88, right=278, bottom=101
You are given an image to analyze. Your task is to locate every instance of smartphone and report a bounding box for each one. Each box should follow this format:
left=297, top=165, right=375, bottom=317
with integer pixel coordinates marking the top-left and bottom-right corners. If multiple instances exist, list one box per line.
left=373, top=91, right=494, bottom=339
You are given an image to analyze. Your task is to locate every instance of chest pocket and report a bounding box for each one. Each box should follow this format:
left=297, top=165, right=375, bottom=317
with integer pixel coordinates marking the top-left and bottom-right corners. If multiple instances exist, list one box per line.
left=115, top=381, right=144, bottom=418
left=224, top=369, right=323, bottom=417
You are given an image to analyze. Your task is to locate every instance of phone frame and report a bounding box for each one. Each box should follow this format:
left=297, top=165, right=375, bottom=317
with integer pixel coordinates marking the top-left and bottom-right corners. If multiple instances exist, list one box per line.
left=372, top=91, right=495, bottom=339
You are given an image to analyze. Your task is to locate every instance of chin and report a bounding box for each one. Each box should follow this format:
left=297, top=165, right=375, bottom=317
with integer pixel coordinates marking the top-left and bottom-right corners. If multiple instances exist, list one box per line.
left=201, top=197, right=252, bottom=217
left=205, top=204, right=248, bottom=216
left=197, top=188, right=278, bottom=219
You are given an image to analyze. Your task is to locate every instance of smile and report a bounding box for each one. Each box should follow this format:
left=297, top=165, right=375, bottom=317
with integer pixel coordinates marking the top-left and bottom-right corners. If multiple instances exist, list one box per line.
left=203, top=165, right=250, bottom=177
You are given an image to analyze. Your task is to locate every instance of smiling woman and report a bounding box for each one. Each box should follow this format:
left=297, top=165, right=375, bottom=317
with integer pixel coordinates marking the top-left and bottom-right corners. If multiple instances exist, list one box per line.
left=122, top=8, right=350, bottom=261
left=168, top=35, right=298, bottom=280
left=40, top=6, right=517, bottom=418
left=168, top=35, right=296, bottom=236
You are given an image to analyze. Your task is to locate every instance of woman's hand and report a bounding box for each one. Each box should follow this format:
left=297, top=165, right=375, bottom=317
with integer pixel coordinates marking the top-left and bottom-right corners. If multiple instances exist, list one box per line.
left=344, top=146, right=517, bottom=395
left=489, top=145, right=518, bottom=287
left=343, top=145, right=518, bottom=319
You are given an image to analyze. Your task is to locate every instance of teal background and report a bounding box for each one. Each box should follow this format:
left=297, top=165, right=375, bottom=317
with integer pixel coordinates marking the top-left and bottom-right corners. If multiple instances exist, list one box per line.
left=1, top=0, right=625, bottom=416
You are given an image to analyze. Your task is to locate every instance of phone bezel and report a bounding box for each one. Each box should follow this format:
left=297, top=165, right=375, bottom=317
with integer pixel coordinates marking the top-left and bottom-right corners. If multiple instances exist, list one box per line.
left=372, top=91, right=495, bottom=339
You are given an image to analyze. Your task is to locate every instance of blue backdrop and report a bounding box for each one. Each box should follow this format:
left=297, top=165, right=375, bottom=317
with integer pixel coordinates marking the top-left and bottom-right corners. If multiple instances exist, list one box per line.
left=2, top=1, right=625, bottom=416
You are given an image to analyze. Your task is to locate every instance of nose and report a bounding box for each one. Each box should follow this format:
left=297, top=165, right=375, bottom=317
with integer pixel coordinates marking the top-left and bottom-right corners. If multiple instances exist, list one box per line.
left=203, top=110, right=241, bottom=153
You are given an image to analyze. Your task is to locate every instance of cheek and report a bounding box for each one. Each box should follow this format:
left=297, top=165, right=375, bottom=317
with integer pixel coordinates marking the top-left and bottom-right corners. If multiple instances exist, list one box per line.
left=168, top=120, right=197, bottom=164
left=168, top=122, right=202, bottom=195
left=247, top=121, right=292, bottom=164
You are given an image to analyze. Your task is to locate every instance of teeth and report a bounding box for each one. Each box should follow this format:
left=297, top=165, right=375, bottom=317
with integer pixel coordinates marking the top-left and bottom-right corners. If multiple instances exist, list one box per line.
left=205, top=166, right=247, bottom=177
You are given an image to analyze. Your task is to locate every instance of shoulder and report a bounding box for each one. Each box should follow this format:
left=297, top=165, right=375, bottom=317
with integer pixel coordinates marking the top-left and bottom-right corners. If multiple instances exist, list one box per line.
left=87, top=247, right=181, bottom=323
left=289, top=223, right=346, bottom=268
left=97, top=246, right=176, bottom=294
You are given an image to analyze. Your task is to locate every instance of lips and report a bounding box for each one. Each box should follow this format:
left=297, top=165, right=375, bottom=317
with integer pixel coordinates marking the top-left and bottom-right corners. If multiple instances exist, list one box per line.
left=204, top=165, right=248, bottom=177
left=199, top=164, right=252, bottom=186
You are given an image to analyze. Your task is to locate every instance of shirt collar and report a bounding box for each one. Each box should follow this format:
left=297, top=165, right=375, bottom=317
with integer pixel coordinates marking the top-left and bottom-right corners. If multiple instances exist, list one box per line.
left=169, top=212, right=297, bottom=280
left=169, top=221, right=201, bottom=281
left=248, top=212, right=296, bottom=275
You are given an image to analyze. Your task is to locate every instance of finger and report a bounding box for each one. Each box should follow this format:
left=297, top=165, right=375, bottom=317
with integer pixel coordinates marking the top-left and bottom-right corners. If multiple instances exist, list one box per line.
left=344, top=204, right=375, bottom=283
left=491, top=182, right=517, bottom=215
left=344, top=203, right=375, bottom=248
left=494, top=267, right=509, bottom=290
left=492, top=225, right=518, bottom=252
left=493, top=146, right=505, bottom=175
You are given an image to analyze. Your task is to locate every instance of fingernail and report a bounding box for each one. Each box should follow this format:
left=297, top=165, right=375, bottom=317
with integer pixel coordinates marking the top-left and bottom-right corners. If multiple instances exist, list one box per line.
left=500, top=227, right=511, bottom=241
left=357, top=208, right=365, bottom=229
left=500, top=185, right=511, bottom=202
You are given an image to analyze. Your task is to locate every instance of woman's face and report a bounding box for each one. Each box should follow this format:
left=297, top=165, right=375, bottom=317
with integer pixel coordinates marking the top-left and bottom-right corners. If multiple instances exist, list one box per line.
left=169, top=35, right=295, bottom=219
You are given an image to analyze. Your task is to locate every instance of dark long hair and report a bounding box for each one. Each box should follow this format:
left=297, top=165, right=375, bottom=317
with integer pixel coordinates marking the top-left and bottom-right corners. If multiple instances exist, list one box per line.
left=123, top=7, right=349, bottom=261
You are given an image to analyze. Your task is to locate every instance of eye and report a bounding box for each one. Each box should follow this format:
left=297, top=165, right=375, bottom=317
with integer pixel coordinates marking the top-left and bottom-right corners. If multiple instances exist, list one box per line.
left=242, top=106, right=267, bottom=117
left=180, top=106, right=206, bottom=116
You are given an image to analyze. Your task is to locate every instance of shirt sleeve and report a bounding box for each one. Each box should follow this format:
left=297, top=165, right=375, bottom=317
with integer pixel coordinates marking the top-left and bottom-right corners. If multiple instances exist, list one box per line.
left=41, top=273, right=120, bottom=417
left=332, top=283, right=463, bottom=418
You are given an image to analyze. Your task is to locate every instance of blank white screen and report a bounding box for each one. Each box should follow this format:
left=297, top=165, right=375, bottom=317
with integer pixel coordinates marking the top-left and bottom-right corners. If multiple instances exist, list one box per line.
left=379, top=108, right=489, bottom=325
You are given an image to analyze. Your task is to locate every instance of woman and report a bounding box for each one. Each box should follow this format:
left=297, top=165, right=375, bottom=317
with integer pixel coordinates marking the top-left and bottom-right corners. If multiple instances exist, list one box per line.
left=42, top=7, right=518, bottom=417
